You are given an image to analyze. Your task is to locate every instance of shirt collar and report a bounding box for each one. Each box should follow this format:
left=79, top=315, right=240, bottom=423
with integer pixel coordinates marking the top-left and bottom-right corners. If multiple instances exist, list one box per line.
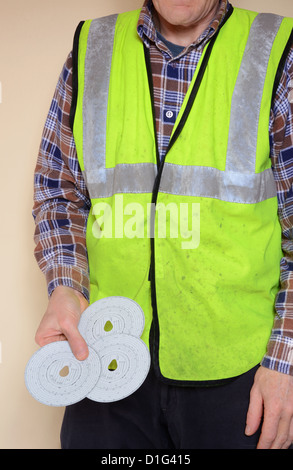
left=137, top=0, right=230, bottom=50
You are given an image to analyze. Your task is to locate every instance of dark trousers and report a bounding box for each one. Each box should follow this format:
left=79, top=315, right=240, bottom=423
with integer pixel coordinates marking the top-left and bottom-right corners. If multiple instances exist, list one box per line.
left=60, top=365, right=261, bottom=449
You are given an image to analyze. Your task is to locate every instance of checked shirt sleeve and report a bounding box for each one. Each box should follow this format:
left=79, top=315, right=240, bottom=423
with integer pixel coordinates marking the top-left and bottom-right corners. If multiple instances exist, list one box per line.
left=32, top=52, right=91, bottom=301
left=261, top=46, right=293, bottom=376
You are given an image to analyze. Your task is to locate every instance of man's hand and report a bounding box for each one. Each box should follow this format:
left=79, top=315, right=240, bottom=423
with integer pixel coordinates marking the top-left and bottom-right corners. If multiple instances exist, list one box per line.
left=245, top=366, right=293, bottom=449
left=35, top=285, right=89, bottom=361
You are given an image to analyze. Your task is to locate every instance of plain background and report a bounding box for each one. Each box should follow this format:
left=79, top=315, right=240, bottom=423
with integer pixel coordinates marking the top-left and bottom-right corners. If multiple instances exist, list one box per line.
left=0, top=0, right=292, bottom=450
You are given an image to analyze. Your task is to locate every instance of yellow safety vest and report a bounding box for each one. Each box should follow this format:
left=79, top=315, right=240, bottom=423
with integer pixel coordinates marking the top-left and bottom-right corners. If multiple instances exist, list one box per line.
left=72, top=6, right=293, bottom=383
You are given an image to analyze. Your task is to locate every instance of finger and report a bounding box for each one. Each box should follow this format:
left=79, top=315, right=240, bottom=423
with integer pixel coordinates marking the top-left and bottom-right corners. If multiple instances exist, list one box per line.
left=36, top=320, right=89, bottom=361
left=36, top=333, right=67, bottom=346
left=245, top=386, right=263, bottom=436
left=256, top=409, right=280, bottom=449
left=281, top=418, right=293, bottom=449
left=35, top=323, right=66, bottom=347
left=270, top=415, right=290, bottom=449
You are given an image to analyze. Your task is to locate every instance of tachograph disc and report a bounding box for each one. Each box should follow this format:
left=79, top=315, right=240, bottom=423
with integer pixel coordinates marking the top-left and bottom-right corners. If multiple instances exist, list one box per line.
left=87, top=334, right=151, bottom=403
left=78, top=296, right=145, bottom=344
left=25, top=341, right=101, bottom=407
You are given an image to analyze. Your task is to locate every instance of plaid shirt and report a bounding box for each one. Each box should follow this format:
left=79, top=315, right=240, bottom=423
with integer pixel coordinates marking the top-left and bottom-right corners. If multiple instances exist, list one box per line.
left=33, top=0, right=293, bottom=375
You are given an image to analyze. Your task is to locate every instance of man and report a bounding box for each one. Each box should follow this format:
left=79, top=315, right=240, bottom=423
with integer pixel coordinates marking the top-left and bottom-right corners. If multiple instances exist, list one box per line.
left=33, top=0, right=293, bottom=449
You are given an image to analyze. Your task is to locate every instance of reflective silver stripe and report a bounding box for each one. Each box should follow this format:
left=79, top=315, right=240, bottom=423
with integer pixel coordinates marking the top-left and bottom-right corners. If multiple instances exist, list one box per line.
left=226, top=13, right=283, bottom=173
left=83, top=14, right=158, bottom=198
left=160, top=164, right=276, bottom=203
left=84, top=164, right=276, bottom=204
left=82, top=12, right=282, bottom=203
left=83, top=14, right=119, bottom=182
left=83, top=163, right=157, bottom=198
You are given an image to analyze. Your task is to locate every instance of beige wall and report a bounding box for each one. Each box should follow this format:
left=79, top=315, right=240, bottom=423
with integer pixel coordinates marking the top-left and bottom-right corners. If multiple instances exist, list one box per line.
left=0, top=0, right=292, bottom=450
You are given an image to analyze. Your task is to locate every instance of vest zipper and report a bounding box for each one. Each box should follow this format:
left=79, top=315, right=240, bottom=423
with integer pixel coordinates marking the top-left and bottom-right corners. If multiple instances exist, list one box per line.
left=144, top=5, right=236, bottom=385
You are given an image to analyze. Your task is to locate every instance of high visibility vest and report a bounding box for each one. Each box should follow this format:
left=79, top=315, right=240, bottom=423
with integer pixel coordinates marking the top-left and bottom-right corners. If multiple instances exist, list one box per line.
left=72, top=6, right=293, bottom=383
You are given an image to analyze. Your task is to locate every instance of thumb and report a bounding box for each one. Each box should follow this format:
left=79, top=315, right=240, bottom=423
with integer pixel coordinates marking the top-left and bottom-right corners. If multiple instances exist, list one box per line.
left=54, top=287, right=90, bottom=361
left=64, top=321, right=89, bottom=361
left=70, top=290, right=90, bottom=360
left=58, top=287, right=89, bottom=361
left=36, top=286, right=90, bottom=361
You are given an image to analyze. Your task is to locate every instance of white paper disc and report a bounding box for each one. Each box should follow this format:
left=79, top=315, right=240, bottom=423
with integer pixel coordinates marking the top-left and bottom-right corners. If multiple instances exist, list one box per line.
left=78, top=297, right=145, bottom=344
left=87, top=334, right=151, bottom=403
left=25, top=341, right=101, bottom=407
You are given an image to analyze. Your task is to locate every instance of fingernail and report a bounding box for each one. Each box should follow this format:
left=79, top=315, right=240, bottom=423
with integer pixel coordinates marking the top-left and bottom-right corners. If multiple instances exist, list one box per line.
left=245, top=425, right=251, bottom=435
left=76, top=349, right=88, bottom=361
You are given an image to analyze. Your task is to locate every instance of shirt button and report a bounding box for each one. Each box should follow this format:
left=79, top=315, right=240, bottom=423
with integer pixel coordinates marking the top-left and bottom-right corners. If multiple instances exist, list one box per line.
left=166, top=110, right=174, bottom=119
